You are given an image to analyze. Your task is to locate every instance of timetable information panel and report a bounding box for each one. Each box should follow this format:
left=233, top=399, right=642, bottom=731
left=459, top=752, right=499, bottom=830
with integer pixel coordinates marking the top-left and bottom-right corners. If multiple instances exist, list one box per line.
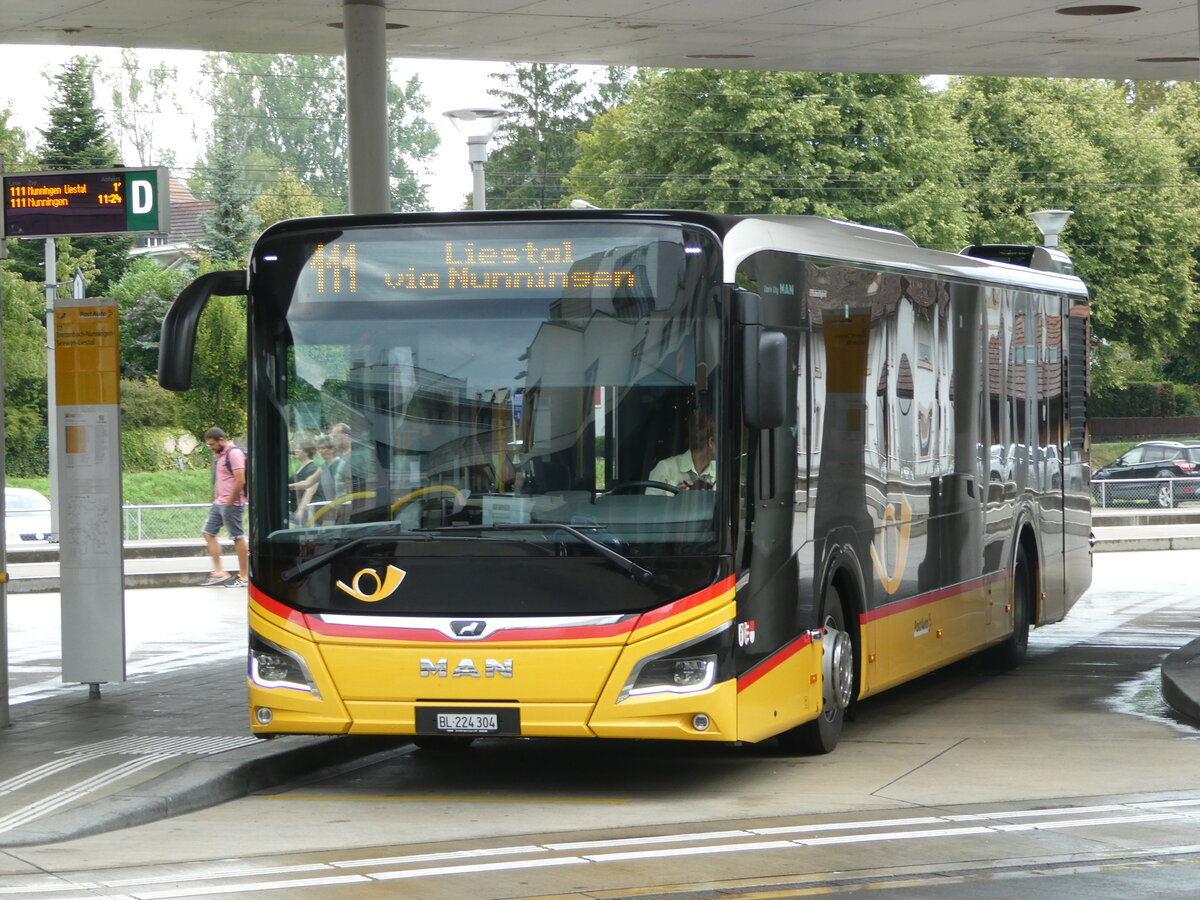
left=2, top=167, right=168, bottom=238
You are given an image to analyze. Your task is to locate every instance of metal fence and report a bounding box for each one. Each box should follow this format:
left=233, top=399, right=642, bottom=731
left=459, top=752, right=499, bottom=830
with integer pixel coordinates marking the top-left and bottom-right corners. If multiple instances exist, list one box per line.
left=1092, top=476, right=1200, bottom=509
left=122, top=503, right=212, bottom=541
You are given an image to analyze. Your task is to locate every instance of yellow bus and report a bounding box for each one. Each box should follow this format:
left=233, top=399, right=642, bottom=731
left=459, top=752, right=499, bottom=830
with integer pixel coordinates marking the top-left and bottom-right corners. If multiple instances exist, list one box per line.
left=160, top=211, right=1091, bottom=753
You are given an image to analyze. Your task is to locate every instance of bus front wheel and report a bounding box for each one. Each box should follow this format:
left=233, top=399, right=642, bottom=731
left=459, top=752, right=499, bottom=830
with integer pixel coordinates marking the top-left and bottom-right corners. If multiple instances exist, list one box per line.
left=779, top=587, right=855, bottom=755
left=989, top=543, right=1032, bottom=670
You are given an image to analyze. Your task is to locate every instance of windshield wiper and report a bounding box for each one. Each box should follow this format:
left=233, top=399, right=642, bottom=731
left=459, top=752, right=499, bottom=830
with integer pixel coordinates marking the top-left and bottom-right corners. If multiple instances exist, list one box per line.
left=281, top=528, right=448, bottom=582
left=431, top=523, right=654, bottom=584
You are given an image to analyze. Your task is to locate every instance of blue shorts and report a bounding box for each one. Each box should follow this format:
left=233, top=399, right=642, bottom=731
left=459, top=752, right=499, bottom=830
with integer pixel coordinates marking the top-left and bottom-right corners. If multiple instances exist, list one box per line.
left=202, top=503, right=245, bottom=541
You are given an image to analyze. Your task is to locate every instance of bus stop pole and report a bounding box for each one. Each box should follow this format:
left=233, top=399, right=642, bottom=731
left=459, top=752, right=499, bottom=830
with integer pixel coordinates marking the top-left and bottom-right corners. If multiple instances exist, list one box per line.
left=343, top=0, right=390, bottom=215
left=44, top=238, right=60, bottom=542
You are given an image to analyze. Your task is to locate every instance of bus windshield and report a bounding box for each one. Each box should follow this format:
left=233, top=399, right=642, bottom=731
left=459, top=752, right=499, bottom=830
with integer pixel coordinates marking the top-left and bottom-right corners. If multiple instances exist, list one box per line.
left=249, top=219, right=725, bottom=607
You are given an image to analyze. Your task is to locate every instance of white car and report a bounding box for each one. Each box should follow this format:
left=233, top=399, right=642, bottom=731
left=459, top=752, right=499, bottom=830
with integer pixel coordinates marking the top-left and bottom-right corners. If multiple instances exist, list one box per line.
left=5, top=487, right=53, bottom=544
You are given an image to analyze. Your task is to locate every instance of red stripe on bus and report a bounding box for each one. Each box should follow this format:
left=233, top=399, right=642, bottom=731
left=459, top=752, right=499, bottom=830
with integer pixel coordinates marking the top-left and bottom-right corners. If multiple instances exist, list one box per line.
left=857, top=569, right=1010, bottom=624
left=250, top=586, right=310, bottom=628
left=737, top=630, right=815, bottom=693
left=634, top=575, right=736, bottom=631
left=309, top=618, right=636, bottom=644
left=250, top=576, right=735, bottom=644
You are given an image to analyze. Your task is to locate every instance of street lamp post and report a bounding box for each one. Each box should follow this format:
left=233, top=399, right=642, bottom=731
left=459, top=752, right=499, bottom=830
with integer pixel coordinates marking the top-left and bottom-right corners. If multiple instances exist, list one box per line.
left=443, top=107, right=507, bottom=211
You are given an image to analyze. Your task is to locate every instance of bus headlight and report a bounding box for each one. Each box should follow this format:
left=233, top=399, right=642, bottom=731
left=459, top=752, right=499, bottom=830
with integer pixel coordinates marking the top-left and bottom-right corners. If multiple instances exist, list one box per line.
left=619, top=623, right=732, bottom=702
left=249, top=631, right=321, bottom=698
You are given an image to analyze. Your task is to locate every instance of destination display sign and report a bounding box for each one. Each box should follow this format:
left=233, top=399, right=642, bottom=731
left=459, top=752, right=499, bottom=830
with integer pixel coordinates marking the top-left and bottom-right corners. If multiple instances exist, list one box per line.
left=307, top=239, right=639, bottom=295
left=2, top=167, right=169, bottom=239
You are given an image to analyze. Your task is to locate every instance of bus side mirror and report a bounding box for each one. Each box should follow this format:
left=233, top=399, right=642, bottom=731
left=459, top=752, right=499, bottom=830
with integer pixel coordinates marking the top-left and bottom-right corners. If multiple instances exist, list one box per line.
left=736, top=290, right=787, bottom=430
left=158, top=270, right=247, bottom=391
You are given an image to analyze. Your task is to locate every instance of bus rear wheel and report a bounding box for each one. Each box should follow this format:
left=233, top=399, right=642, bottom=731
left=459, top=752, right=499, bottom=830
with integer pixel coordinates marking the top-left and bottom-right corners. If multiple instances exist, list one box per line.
left=779, top=587, right=854, bottom=755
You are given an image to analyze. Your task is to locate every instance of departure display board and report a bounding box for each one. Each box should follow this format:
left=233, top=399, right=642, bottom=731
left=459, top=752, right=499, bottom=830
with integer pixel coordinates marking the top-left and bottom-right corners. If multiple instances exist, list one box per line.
left=2, top=167, right=169, bottom=239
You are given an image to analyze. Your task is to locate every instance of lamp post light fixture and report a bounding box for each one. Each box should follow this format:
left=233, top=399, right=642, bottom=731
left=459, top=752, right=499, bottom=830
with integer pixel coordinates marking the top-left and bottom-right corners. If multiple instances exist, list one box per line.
left=443, top=107, right=508, bottom=211
left=1027, top=209, right=1073, bottom=248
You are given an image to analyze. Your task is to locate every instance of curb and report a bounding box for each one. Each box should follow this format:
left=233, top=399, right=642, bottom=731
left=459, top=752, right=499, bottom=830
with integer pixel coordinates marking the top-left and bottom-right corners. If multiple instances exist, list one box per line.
left=0, top=735, right=407, bottom=847
left=1092, top=535, right=1200, bottom=553
left=1161, top=637, right=1200, bottom=728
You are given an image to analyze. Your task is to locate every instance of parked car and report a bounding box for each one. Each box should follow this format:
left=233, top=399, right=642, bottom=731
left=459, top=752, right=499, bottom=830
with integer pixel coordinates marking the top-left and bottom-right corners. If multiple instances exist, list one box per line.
left=4, top=487, right=53, bottom=544
left=1091, top=441, right=1200, bottom=508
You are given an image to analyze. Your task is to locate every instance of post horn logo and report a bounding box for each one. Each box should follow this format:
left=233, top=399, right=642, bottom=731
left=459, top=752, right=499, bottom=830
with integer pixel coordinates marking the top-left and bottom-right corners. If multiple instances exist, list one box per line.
left=870, top=495, right=912, bottom=595
left=335, top=565, right=406, bottom=603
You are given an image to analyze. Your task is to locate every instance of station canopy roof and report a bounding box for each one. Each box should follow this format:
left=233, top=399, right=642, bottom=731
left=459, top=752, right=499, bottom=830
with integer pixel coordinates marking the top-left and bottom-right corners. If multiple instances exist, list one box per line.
left=2, top=1, right=1199, bottom=81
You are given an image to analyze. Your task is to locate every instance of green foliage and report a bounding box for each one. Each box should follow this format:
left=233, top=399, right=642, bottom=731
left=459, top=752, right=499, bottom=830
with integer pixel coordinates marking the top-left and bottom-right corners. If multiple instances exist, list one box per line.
left=180, top=294, right=247, bottom=438
left=100, top=48, right=181, bottom=168
left=119, top=468, right=211, bottom=504
left=0, top=104, right=32, bottom=168
left=1, top=269, right=48, bottom=412
left=198, top=119, right=259, bottom=266
left=34, top=56, right=132, bottom=294
left=2, top=268, right=48, bottom=476
left=484, top=63, right=595, bottom=210
left=253, top=169, right=325, bottom=229
left=120, top=378, right=180, bottom=428
left=8, top=469, right=212, bottom=505
left=4, top=408, right=48, bottom=478
left=119, top=427, right=211, bottom=475
left=1092, top=382, right=1200, bottom=417
left=111, top=259, right=193, bottom=380
left=569, top=69, right=976, bottom=249
left=948, top=76, right=1200, bottom=364
left=38, top=56, right=120, bottom=168
left=200, top=52, right=437, bottom=214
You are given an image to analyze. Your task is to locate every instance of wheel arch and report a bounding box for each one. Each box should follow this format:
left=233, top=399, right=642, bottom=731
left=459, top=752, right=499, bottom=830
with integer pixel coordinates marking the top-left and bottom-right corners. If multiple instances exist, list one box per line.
left=815, top=537, right=867, bottom=701
left=1014, top=517, right=1042, bottom=626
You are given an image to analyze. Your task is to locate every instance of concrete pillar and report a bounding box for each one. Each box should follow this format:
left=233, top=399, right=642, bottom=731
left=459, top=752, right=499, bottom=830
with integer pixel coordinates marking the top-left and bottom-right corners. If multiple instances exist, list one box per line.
left=343, top=0, right=390, bottom=214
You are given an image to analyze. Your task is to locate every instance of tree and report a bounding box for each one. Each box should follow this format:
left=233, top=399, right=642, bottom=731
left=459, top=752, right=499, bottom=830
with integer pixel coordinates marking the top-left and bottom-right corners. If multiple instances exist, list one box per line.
left=253, top=168, right=325, bottom=229
left=568, top=69, right=976, bottom=249
left=199, top=52, right=437, bottom=213
left=101, top=48, right=181, bottom=168
left=1140, top=80, right=1200, bottom=381
left=947, top=76, right=1200, bottom=367
left=110, top=258, right=193, bottom=380
left=38, top=56, right=121, bottom=169
left=0, top=104, right=31, bottom=169
left=484, top=64, right=629, bottom=210
left=198, top=120, right=259, bottom=266
left=182, top=293, right=247, bottom=439
left=2, top=269, right=50, bottom=476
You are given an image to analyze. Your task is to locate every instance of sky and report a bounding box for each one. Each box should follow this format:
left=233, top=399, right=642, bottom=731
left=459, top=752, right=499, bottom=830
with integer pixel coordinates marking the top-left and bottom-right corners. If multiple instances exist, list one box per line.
left=0, top=44, right=528, bottom=212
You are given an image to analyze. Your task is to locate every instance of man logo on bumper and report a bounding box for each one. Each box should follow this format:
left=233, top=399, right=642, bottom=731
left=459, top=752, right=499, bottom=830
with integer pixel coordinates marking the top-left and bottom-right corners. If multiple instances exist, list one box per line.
left=335, top=565, right=406, bottom=602
left=420, top=658, right=514, bottom=678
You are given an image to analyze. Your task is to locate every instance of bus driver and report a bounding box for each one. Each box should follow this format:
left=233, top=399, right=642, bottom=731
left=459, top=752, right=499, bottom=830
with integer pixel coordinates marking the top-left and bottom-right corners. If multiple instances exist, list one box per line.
left=649, top=411, right=716, bottom=493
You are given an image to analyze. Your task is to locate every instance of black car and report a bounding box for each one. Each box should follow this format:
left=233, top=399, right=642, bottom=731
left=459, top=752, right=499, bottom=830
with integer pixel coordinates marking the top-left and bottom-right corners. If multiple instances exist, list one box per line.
left=1092, top=441, right=1200, bottom=508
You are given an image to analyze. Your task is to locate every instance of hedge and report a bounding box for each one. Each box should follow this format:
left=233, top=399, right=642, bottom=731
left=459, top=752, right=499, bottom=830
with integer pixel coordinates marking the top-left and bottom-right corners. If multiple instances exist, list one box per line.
left=1091, top=382, right=1200, bottom=418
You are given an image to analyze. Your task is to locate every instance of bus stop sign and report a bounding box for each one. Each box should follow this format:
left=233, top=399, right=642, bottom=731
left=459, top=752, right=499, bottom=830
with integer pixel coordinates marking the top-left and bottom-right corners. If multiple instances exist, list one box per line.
left=2, top=166, right=169, bottom=239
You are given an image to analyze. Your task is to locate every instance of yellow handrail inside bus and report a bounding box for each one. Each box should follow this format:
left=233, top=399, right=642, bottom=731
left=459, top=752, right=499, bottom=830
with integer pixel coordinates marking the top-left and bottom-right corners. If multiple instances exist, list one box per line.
left=304, top=491, right=377, bottom=526
left=390, top=485, right=466, bottom=512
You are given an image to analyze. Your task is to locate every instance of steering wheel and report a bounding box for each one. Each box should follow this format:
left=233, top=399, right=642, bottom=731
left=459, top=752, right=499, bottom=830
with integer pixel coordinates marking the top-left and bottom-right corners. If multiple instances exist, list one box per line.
left=599, top=480, right=680, bottom=496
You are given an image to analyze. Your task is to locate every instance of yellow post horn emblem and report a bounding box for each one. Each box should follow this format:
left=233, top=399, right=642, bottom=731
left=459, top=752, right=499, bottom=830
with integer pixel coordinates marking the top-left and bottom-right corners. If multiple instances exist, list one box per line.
left=870, top=496, right=912, bottom=595
left=335, top=565, right=406, bottom=602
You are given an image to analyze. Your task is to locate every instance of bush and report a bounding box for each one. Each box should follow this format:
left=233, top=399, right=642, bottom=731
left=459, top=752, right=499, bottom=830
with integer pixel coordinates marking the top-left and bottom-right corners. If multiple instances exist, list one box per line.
left=4, top=408, right=49, bottom=477
left=121, top=378, right=180, bottom=427
left=121, top=427, right=207, bottom=473
left=1091, top=381, right=1200, bottom=417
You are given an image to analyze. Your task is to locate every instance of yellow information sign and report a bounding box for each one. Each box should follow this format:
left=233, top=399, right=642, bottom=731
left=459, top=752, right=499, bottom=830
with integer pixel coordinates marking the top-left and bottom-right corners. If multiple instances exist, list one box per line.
left=54, top=303, right=120, bottom=406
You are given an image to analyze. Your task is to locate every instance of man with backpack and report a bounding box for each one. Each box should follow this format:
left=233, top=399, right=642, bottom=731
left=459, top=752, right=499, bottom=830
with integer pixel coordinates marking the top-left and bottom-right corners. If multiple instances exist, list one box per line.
left=201, top=426, right=249, bottom=587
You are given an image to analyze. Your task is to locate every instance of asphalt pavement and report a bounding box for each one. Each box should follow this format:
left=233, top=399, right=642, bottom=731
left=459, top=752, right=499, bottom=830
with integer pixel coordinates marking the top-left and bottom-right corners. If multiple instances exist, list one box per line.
left=0, top=511, right=1197, bottom=847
